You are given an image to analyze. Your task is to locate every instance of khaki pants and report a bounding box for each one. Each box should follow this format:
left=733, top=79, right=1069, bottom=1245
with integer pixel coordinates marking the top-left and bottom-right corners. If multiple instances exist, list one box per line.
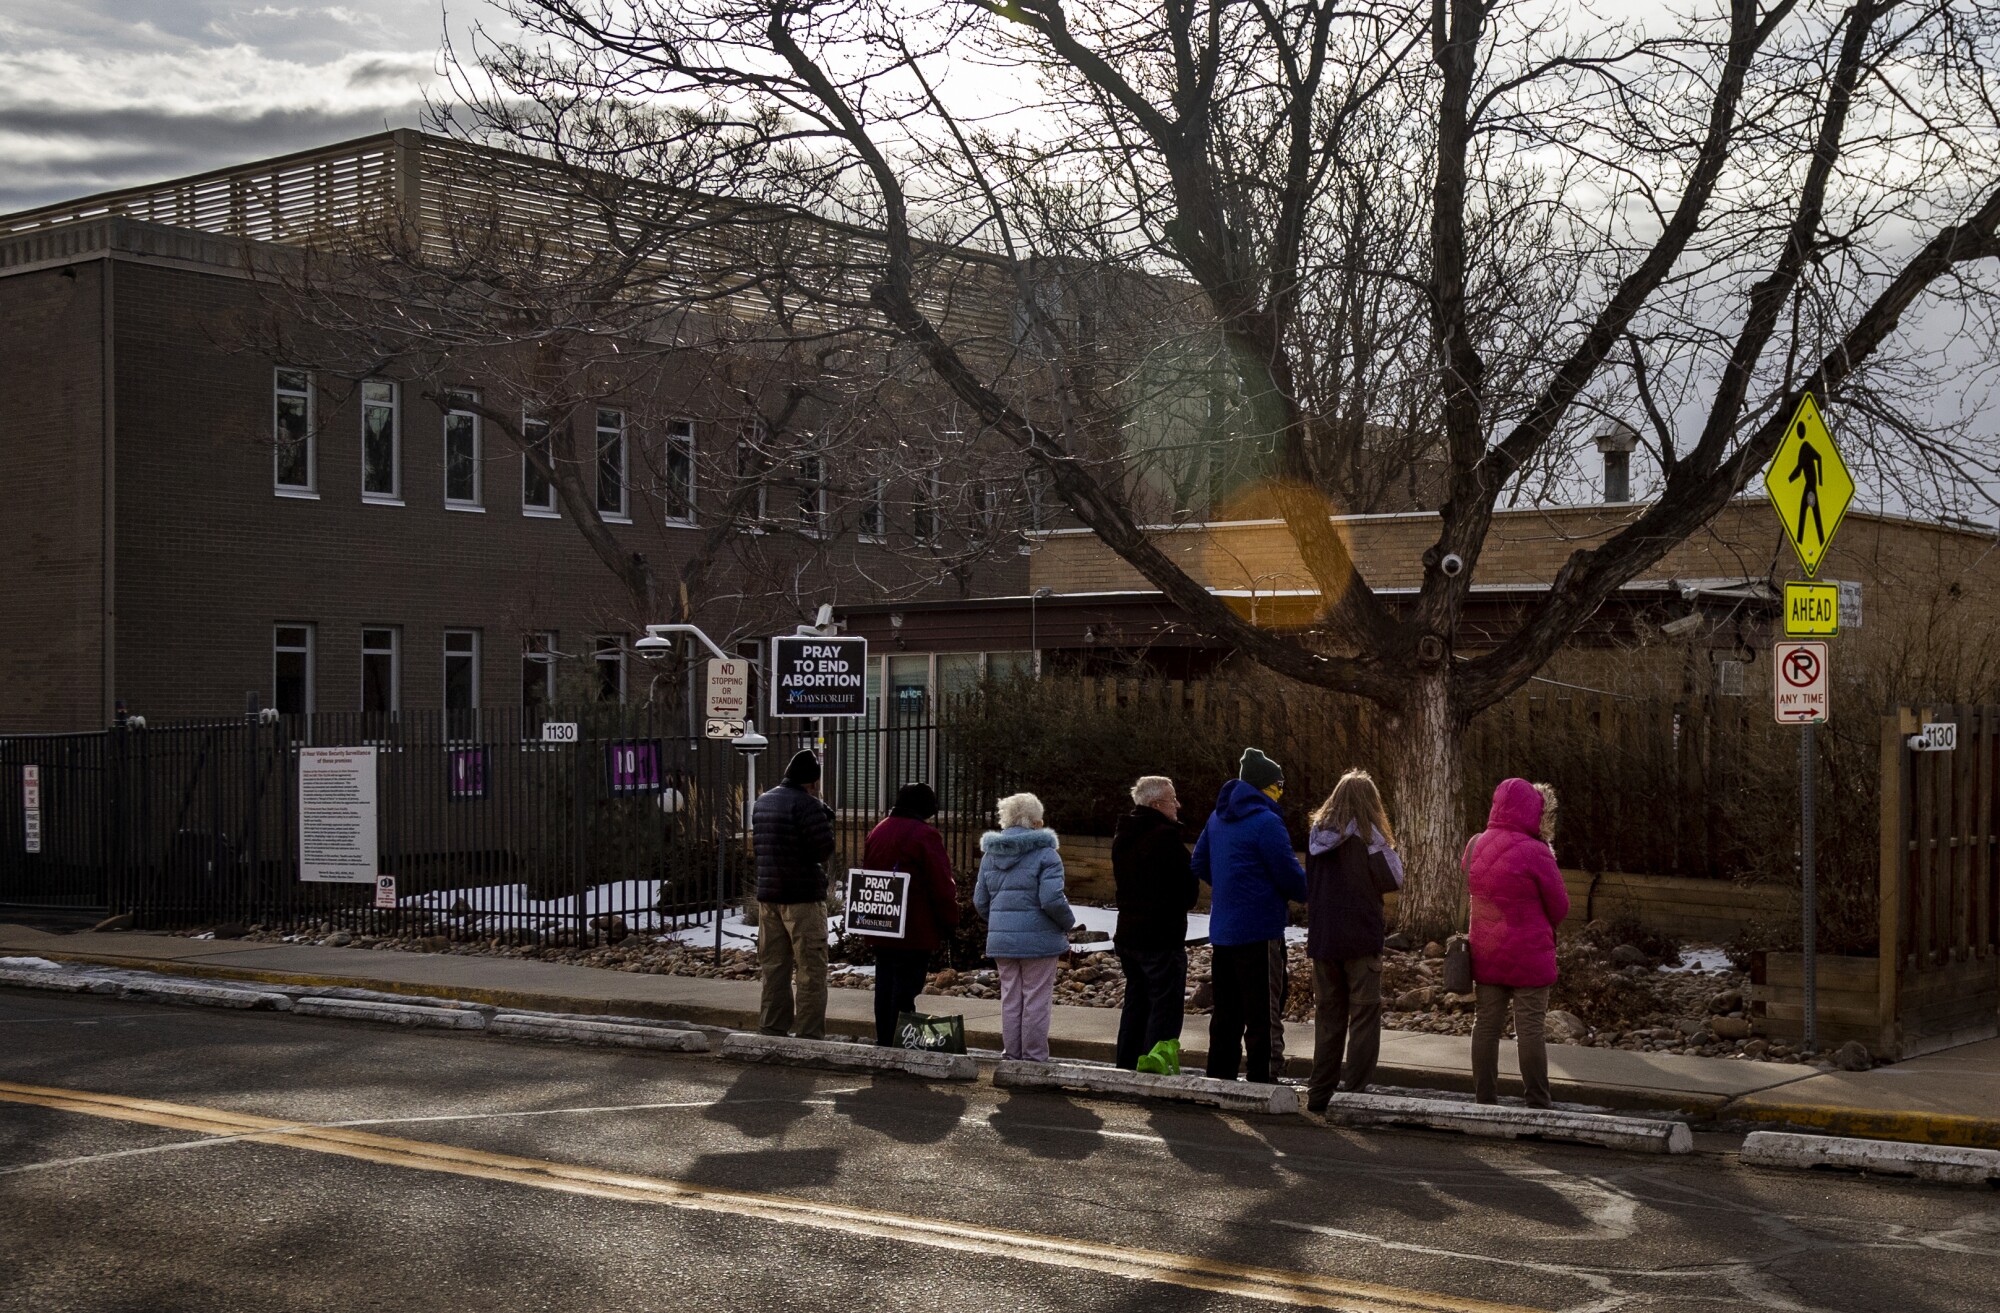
left=1307, top=956, right=1383, bottom=1107
left=758, top=900, right=828, bottom=1039
left=1471, top=983, right=1552, bottom=1108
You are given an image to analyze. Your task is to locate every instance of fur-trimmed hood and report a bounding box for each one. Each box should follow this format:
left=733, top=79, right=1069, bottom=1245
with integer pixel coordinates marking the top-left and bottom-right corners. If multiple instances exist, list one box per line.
left=979, top=827, right=1060, bottom=866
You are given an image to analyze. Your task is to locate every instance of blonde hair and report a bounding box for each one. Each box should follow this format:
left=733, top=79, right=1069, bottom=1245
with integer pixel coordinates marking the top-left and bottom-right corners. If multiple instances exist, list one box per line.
left=1533, top=782, right=1558, bottom=843
left=996, top=792, right=1045, bottom=830
left=1130, top=776, right=1174, bottom=807
left=1309, top=770, right=1396, bottom=848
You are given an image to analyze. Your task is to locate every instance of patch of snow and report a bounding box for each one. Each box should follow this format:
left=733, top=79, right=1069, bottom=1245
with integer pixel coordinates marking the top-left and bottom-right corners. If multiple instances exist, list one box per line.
left=0, top=956, right=61, bottom=970
left=1662, top=946, right=1734, bottom=974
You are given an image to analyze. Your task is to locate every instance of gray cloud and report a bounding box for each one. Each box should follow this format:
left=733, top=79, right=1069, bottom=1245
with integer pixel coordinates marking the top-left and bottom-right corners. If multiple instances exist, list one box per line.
left=0, top=102, right=427, bottom=213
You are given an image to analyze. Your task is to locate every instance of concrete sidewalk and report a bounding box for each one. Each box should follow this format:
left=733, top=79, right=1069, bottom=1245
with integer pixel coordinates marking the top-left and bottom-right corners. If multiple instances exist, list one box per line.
left=6, top=922, right=1991, bottom=1142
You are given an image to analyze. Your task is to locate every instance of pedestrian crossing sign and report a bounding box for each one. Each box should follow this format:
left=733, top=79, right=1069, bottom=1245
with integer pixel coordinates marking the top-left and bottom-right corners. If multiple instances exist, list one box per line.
left=1763, top=393, right=1853, bottom=578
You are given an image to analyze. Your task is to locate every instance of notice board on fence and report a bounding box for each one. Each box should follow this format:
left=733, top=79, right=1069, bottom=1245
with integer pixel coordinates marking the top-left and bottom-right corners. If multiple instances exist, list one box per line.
left=844, top=868, right=910, bottom=939
left=299, top=746, right=379, bottom=883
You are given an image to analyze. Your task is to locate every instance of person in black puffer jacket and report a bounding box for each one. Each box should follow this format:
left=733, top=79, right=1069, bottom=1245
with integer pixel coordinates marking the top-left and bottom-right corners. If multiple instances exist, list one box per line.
left=752, top=750, right=836, bottom=1039
left=1111, top=776, right=1198, bottom=1070
left=1303, top=769, right=1404, bottom=1110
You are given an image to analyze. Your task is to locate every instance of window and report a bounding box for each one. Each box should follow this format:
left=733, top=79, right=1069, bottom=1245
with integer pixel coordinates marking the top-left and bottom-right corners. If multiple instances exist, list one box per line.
left=361, top=380, right=400, bottom=501
left=596, top=408, right=628, bottom=520
left=858, top=478, right=887, bottom=542
left=796, top=451, right=827, bottom=537
left=594, top=636, right=626, bottom=703
left=273, top=624, right=314, bottom=714
left=522, top=417, right=556, bottom=515
left=274, top=369, right=314, bottom=493
left=361, top=627, right=400, bottom=713
left=912, top=470, right=939, bottom=545
left=443, top=630, right=481, bottom=712
left=663, top=419, right=696, bottom=526
left=523, top=631, right=557, bottom=710
left=736, top=435, right=770, bottom=527
left=444, top=390, right=481, bottom=507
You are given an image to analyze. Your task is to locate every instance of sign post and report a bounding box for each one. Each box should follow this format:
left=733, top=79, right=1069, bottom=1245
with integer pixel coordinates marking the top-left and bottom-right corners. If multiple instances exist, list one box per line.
left=1764, top=391, right=1854, bottom=1054
left=1772, top=638, right=1829, bottom=1053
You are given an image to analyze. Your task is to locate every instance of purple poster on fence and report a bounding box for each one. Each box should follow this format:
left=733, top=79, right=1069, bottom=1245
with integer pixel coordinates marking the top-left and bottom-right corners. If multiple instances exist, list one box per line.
left=606, top=740, right=662, bottom=794
left=449, top=747, right=489, bottom=800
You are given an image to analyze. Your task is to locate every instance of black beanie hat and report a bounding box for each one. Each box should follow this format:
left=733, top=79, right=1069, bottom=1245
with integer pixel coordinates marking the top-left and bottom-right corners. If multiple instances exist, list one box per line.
left=782, top=750, right=822, bottom=785
left=890, top=782, right=938, bottom=820
left=1238, top=747, right=1283, bottom=791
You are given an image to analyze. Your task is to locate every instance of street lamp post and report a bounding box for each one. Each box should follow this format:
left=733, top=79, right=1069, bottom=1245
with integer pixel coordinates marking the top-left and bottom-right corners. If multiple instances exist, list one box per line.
left=723, top=723, right=768, bottom=967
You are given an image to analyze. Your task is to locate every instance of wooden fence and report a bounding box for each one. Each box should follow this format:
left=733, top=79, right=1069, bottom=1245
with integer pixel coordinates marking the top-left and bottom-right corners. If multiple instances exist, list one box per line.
left=1751, top=706, right=2000, bottom=1056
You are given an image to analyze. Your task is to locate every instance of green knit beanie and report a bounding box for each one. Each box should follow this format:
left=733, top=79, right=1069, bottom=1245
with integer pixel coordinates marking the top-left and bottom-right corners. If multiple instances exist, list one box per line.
left=1238, top=748, right=1283, bottom=791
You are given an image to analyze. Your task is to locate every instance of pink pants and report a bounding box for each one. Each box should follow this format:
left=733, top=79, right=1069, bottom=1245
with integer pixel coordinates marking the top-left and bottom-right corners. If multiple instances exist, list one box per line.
left=996, top=956, right=1061, bottom=1061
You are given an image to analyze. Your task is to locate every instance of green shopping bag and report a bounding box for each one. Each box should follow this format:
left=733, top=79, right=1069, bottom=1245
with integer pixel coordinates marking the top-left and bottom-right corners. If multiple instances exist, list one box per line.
left=1135, top=1038, right=1181, bottom=1076
left=896, top=1011, right=967, bottom=1055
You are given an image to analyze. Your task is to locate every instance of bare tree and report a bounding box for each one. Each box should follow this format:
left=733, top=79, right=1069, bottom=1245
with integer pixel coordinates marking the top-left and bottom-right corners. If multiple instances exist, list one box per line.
left=456, top=0, right=2000, bottom=931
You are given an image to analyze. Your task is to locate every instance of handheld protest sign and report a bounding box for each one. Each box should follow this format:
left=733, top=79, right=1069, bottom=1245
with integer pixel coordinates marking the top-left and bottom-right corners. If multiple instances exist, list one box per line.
left=845, top=867, right=911, bottom=939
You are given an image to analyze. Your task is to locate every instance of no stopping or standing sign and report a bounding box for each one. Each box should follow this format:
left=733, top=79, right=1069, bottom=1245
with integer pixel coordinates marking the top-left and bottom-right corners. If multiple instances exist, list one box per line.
left=1773, top=641, right=1830, bottom=725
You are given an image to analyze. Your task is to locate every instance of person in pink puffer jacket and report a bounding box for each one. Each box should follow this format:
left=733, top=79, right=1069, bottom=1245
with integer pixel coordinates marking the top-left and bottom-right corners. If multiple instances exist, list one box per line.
left=1464, top=778, right=1570, bottom=1107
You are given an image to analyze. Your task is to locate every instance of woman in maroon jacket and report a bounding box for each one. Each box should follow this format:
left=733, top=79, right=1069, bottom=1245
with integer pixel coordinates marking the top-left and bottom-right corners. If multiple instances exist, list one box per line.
left=861, top=783, right=961, bottom=1045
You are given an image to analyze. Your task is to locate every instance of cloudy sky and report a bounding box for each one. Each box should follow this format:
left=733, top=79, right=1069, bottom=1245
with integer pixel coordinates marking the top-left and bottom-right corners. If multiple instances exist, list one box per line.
left=0, top=1, right=493, bottom=212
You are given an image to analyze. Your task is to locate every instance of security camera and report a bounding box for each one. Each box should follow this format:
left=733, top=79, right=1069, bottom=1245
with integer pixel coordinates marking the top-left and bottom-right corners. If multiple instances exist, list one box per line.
left=1439, top=553, right=1465, bottom=577
left=1660, top=613, right=1703, bottom=638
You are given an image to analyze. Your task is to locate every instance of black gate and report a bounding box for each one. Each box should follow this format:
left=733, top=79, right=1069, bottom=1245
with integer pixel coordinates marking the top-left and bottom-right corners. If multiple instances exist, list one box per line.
left=0, top=703, right=1001, bottom=938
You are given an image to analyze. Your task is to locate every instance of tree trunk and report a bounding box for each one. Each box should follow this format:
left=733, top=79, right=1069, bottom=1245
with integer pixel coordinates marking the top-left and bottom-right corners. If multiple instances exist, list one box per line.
left=1387, top=672, right=1467, bottom=944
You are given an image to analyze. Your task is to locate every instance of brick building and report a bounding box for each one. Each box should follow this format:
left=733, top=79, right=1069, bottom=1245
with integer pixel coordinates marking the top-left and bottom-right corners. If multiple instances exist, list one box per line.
left=848, top=492, right=2000, bottom=704
left=0, top=137, right=1031, bottom=732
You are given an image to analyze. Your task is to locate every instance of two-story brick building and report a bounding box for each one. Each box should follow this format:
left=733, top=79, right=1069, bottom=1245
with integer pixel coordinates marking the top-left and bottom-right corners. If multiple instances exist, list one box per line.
left=0, top=135, right=1034, bottom=732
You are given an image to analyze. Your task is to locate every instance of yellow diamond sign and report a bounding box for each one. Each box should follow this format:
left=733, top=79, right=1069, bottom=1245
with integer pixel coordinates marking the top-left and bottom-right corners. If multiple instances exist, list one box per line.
left=1764, top=393, right=1853, bottom=578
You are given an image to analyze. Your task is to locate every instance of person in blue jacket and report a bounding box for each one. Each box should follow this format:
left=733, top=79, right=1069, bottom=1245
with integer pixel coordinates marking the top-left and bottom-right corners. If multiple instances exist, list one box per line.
left=1193, top=748, right=1307, bottom=1084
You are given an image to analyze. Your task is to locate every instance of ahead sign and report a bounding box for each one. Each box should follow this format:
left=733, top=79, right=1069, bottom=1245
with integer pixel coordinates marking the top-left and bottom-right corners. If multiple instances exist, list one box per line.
left=1773, top=641, right=1829, bottom=725
left=1783, top=581, right=1838, bottom=637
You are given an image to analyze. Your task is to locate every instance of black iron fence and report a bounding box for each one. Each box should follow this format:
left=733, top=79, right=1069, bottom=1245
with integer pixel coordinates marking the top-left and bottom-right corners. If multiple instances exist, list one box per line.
left=0, top=704, right=1003, bottom=940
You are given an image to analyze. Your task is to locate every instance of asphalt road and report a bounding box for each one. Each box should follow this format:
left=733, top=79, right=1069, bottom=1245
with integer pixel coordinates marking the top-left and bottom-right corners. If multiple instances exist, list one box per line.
left=1, top=989, right=1996, bottom=1313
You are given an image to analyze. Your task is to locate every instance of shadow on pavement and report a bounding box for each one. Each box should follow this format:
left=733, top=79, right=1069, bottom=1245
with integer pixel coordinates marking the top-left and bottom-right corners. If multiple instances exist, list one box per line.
left=829, top=1080, right=968, bottom=1145
left=681, top=1145, right=844, bottom=1192
left=986, top=1088, right=1105, bottom=1160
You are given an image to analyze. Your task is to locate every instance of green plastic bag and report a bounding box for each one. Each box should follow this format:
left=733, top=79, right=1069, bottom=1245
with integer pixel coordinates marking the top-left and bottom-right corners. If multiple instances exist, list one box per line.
left=896, top=1011, right=967, bottom=1055
left=1135, top=1038, right=1181, bottom=1076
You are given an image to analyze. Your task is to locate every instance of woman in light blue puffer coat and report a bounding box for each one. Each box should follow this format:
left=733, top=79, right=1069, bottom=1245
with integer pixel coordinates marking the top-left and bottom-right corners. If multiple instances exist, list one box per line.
left=974, top=792, right=1076, bottom=1061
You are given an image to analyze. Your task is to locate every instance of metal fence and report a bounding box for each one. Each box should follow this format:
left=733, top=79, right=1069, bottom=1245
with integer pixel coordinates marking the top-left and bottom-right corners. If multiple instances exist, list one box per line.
left=0, top=704, right=1002, bottom=940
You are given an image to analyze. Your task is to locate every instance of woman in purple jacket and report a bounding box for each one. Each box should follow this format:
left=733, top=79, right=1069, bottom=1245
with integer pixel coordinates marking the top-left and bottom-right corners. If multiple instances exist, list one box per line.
left=1464, top=778, right=1569, bottom=1108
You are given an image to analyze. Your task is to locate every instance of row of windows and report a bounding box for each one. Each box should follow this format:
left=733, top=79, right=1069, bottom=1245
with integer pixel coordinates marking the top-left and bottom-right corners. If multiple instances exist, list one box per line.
left=272, top=369, right=1038, bottom=545
left=272, top=624, right=629, bottom=716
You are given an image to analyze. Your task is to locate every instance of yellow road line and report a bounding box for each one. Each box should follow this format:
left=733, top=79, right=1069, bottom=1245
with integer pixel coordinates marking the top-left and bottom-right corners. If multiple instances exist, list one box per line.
left=0, top=1079, right=1541, bottom=1313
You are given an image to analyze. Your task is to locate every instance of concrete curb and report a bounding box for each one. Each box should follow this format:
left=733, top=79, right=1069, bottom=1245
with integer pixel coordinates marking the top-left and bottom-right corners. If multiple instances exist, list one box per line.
left=119, top=979, right=293, bottom=1010
left=17, top=952, right=761, bottom=1031
left=254, top=984, right=498, bottom=1016
left=0, top=967, right=120, bottom=995
left=1311, top=1092, right=1694, bottom=1154
left=992, top=1061, right=1300, bottom=1115
left=489, top=1013, right=709, bottom=1052
left=1719, top=1100, right=2000, bottom=1152
left=719, top=1033, right=976, bottom=1082
left=1740, top=1131, right=2000, bottom=1185
left=291, top=997, right=488, bottom=1029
